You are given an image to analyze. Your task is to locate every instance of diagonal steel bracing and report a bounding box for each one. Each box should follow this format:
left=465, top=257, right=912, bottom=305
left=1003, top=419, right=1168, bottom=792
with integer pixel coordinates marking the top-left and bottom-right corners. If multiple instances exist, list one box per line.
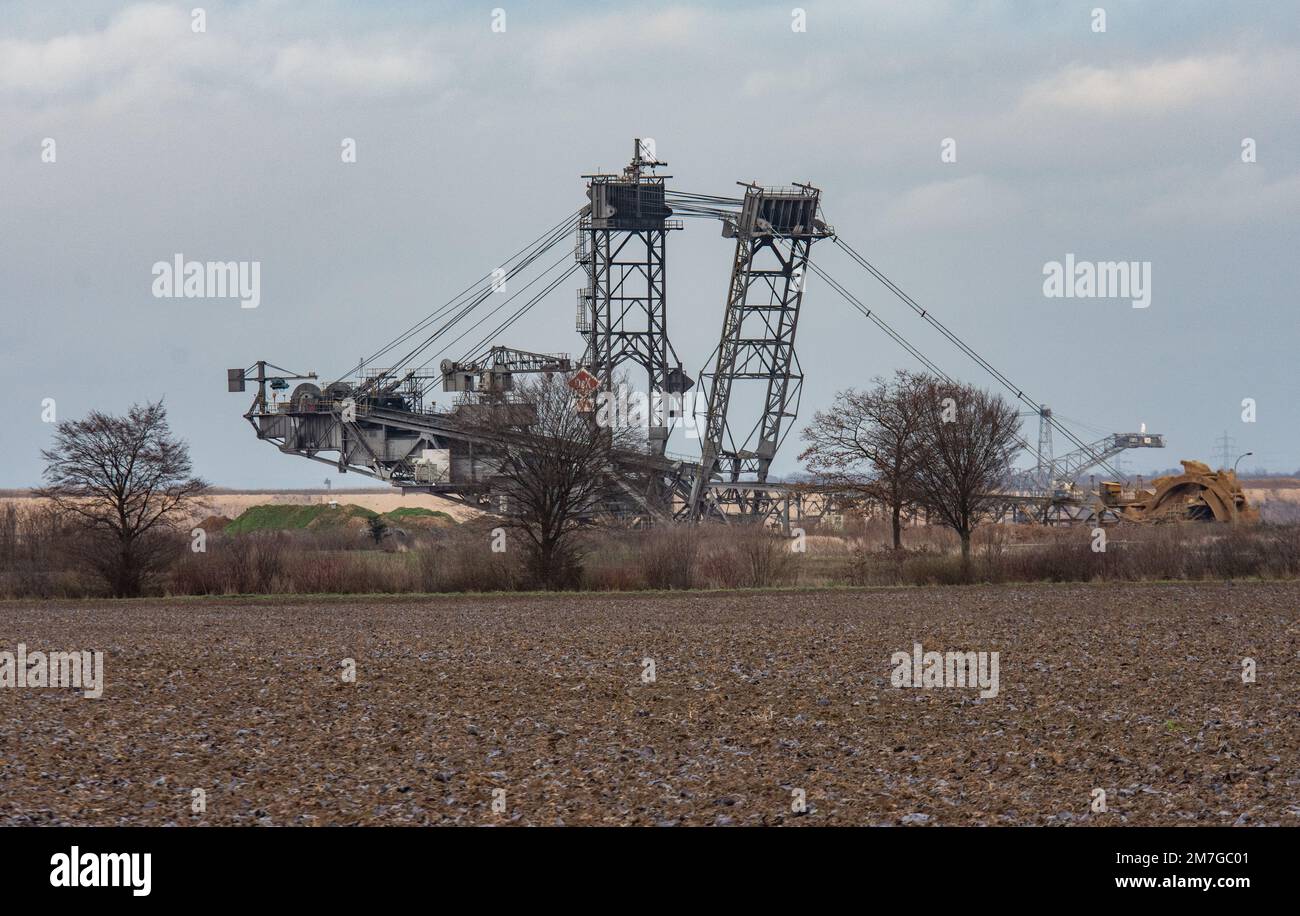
left=687, top=184, right=831, bottom=520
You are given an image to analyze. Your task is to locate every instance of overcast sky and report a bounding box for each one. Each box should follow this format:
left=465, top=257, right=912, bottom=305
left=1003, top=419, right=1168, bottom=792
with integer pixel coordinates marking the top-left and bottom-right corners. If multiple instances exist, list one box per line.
left=2, top=0, right=1297, bottom=487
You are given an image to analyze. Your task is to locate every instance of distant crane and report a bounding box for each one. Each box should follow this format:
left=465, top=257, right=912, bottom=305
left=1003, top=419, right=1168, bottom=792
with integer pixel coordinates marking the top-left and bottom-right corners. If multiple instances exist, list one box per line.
left=1035, top=406, right=1053, bottom=486
left=1021, top=406, right=1164, bottom=490
left=1051, top=432, right=1165, bottom=486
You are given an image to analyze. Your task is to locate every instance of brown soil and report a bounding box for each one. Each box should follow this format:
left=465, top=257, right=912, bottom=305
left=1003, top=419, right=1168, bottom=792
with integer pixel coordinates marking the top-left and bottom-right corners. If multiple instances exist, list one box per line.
left=0, top=581, right=1295, bottom=826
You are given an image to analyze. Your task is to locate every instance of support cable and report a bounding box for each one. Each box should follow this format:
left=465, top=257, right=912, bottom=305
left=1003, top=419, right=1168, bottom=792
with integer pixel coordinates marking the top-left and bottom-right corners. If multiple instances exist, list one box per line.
left=334, top=209, right=583, bottom=386
left=448, top=263, right=583, bottom=368
left=829, top=234, right=1122, bottom=480
left=364, top=212, right=582, bottom=388
left=418, top=249, right=577, bottom=371
left=794, top=242, right=1084, bottom=487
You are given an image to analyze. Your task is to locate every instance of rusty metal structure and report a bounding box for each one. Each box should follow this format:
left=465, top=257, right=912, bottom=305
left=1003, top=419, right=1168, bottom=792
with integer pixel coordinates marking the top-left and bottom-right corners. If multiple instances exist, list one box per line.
left=1097, top=460, right=1259, bottom=524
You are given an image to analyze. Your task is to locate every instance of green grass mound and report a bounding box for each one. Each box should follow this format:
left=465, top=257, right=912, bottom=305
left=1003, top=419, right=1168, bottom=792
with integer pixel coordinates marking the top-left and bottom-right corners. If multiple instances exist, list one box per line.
left=382, top=507, right=454, bottom=522
left=225, top=503, right=378, bottom=534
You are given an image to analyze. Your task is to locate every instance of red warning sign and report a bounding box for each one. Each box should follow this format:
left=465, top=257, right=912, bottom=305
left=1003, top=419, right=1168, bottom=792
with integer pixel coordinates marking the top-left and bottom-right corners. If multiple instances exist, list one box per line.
left=568, top=368, right=600, bottom=393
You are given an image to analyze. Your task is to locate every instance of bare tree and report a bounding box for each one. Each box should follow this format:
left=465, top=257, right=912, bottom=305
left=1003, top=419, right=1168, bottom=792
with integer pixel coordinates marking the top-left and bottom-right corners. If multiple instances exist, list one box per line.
left=36, top=401, right=209, bottom=597
left=910, top=377, right=1021, bottom=571
left=463, top=374, right=643, bottom=589
left=799, top=370, right=926, bottom=549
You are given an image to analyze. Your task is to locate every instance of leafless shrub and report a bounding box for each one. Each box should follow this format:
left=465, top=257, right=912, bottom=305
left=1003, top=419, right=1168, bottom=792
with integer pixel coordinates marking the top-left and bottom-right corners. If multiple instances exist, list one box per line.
left=900, top=552, right=971, bottom=586
left=738, top=528, right=799, bottom=588
left=843, top=547, right=906, bottom=586
left=993, top=537, right=1092, bottom=583
left=579, top=529, right=648, bottom=591
left=290, top=554, right=359, bottom=594
left=221, top=532, right=286, bottom=593
left=699, top=548, right=742, bottom=589
left=581, top=561, right=646, bottom=592
left=1187, top=526, right=1300, bottom=580
left=433, top=540, right=520, bottom=592
left=1105, top=525, right=1182, bottom=580
left=0, top=502, right=95, bottom=597
left=407, top=521, right=523, bottom=593
left=640, top=526, right=702, bottom=589
left=168, top=552, right=219, bottom=595
left=168, top=531, right=287, bottom=594
left=1258, top=524, right=1300, bottom=576
left=694, top=526, right=799, bottom=589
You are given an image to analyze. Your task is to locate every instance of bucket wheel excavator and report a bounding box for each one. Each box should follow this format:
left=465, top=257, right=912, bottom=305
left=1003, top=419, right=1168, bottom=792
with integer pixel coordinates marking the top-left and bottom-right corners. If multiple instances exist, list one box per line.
left=1097, top=461, right=1258, bottom=523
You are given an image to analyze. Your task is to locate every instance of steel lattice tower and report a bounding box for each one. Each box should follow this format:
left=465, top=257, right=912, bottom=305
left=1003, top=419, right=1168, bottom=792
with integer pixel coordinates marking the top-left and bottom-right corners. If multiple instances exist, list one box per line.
left=1036, top=406, right=1054, bottom=486
left=688, top=183, right=831, bottom=518
left=577, top=140, right=691, bottom=457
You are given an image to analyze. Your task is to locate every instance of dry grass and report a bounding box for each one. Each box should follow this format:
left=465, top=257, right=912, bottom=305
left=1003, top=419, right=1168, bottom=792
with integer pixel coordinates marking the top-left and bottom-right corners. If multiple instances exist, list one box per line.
left=4, top=496, right=1299, bottom=599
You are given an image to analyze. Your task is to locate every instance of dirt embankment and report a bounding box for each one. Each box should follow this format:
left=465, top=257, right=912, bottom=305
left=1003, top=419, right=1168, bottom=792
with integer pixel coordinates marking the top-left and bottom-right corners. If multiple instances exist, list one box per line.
left=0, top=488, right=482, bottom=526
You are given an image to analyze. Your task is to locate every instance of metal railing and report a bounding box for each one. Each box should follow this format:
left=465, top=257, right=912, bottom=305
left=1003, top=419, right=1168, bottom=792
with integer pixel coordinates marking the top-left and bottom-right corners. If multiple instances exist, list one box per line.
left=576, top=289, right=592, bottom=332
